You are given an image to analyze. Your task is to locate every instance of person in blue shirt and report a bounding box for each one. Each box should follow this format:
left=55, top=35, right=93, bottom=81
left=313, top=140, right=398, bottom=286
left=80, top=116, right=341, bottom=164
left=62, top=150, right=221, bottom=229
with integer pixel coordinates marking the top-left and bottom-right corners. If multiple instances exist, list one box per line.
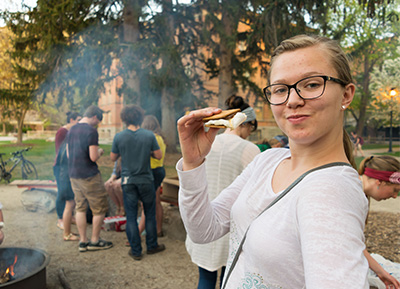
left=111, top=105, right=165, bottom=261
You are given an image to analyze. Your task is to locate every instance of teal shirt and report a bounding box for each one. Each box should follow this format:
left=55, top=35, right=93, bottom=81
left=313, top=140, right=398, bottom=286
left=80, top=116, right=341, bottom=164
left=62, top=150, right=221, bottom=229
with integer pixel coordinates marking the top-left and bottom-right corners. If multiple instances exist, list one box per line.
left=111, top=128, right=160, bottom=185
left=256, top=143, right=271, bottom=152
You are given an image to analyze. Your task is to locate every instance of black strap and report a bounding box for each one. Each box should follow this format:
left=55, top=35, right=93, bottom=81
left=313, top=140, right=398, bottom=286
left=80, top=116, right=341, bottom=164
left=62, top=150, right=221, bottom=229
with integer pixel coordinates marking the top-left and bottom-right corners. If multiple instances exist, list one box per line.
left=221, top=162, right=351, bottom=289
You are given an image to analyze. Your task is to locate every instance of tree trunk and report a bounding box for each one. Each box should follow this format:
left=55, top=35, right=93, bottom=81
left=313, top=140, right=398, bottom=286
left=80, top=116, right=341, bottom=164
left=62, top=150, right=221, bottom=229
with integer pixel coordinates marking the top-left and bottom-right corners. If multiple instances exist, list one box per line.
left=16, top=107, right=28, bottom=144
left=357, top=56, right=371, bottom=136
left=121, top=0, right=142, bottom=105
left=161, top=0, right=178, bottom=153
left=161, top=87, right=177, bottom=153
left=218, top=6, right=236, bottom=108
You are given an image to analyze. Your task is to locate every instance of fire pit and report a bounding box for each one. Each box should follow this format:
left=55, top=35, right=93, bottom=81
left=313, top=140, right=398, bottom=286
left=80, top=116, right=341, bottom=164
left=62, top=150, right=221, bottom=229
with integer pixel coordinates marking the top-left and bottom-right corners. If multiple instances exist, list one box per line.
left=0, top=247, right=50, bottom=289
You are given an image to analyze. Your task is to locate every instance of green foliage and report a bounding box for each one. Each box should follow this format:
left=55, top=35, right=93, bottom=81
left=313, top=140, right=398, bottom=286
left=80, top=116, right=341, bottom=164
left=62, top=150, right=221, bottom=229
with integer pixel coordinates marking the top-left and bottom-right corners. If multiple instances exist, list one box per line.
left=2, top=0, right=119, bottom=109
left=1, top=0, right=399, bottom=144
left=322, top=0, right=400, bottom=134
left=368, top=48, right=400, bottom=127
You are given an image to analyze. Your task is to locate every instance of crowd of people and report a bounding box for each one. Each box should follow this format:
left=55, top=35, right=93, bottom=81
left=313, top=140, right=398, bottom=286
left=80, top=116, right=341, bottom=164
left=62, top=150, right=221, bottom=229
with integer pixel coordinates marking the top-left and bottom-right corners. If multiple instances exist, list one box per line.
left=1, top=33, right=398, bottom=289
left=50, top=104, right=167, bottom=261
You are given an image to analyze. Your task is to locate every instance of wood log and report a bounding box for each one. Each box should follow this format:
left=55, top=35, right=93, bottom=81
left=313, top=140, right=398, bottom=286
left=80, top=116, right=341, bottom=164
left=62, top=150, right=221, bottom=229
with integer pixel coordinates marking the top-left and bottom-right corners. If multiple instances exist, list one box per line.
left=58, top=268, right=72, bottom=289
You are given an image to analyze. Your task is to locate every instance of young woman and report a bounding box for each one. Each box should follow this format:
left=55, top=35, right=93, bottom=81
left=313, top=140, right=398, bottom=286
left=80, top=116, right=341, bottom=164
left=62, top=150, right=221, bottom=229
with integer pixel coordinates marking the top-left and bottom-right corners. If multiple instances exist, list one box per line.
left=185, top=95, right=260, bottom=289
left=359, top=155, right=400, bottom=289
left=139, top=115, right=167, bottom=237
left=176, top=35, right=369, bottom=288
left=53, top=111, right=81, bottom=241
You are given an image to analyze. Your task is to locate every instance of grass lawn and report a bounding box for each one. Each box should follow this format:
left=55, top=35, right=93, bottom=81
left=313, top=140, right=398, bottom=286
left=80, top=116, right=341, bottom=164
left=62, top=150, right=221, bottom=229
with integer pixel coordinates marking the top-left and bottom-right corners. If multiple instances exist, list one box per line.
left=0, top=139, right=113, bottom=182
left=0, top=139, right=397, bottom=183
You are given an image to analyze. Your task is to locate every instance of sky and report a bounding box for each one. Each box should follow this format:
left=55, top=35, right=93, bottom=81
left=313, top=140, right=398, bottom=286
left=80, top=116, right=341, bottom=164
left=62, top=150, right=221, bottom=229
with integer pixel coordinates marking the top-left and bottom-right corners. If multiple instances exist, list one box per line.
left=0, top=0, right=37, bottom=13
left=0, top=0, right=190, bottom=27
left=0, top=0, right=38, bottom=26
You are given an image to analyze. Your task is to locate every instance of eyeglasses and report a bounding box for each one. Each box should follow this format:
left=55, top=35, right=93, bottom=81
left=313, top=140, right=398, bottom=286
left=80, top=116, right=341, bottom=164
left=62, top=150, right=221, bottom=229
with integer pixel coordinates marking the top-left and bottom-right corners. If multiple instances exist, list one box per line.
left=241, top=122, right=257, bottom=132
left=263, top=75, right=347, bottom=105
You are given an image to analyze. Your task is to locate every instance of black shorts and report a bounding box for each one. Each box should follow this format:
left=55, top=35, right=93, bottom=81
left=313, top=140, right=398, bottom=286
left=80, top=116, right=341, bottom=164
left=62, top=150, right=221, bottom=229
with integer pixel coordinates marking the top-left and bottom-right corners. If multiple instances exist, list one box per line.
left=152, top=167, right=166, bottom=190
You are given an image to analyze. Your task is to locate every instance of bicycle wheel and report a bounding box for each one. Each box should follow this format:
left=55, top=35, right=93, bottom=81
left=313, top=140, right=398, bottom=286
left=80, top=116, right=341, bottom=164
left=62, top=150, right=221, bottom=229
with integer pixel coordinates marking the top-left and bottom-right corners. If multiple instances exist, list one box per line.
left=21, top=160, right=38, bottom=180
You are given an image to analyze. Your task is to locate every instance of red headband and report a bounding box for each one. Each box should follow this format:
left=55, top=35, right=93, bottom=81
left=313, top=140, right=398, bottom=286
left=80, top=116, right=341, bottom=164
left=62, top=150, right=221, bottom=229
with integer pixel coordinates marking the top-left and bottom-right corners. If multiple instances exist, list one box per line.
left=364, top=167, right=400, bottom=184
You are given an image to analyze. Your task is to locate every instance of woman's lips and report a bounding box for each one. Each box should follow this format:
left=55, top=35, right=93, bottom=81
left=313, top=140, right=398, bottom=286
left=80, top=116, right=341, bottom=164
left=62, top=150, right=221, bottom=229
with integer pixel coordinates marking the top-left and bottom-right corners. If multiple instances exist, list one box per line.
left=287, top=114, right=309, bottom=124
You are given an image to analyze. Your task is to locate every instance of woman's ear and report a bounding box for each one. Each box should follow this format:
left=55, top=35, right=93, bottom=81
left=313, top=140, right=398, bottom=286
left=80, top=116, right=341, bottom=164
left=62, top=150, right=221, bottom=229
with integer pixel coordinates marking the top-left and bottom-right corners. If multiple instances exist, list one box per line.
left=341, top=83, right=356, bottom=109
left=375, top=179, right=382, bottom=189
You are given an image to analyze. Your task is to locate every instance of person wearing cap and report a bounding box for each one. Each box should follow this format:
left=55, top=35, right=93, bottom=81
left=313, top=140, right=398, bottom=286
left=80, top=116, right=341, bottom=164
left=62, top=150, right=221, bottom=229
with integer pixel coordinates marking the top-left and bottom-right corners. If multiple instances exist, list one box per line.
left=67, top=105, right=113, bottom=253
left=185, top=95, right=260, bottom=289
left=359, top=155, right=400, bottom=289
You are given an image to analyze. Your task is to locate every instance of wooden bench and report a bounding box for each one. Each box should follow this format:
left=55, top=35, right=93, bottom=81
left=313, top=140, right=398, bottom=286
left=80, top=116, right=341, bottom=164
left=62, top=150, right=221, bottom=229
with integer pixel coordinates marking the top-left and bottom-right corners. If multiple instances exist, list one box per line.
left=9, top=178, right=180, bottom=206
left=9, top=180, right=57, bottom=190
left=160, top=177, right=179, bottom=207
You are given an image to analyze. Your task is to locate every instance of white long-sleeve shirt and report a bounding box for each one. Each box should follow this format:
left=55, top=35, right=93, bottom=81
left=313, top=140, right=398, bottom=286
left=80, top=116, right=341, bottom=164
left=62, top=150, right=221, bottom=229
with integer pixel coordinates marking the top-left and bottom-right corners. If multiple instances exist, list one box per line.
left=178, top=148, right=369, bottom=289
left=185, top=133, right=260, bottom=271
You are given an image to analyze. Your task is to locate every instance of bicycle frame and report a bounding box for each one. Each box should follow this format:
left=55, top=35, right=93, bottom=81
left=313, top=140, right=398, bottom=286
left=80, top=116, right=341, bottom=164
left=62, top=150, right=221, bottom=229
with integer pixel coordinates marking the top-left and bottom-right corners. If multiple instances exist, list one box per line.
left=0, top=153, right=14, bottom=182
left=7, top=155, right=23, bottom=175
left=0, top=147, right=36, bottom=182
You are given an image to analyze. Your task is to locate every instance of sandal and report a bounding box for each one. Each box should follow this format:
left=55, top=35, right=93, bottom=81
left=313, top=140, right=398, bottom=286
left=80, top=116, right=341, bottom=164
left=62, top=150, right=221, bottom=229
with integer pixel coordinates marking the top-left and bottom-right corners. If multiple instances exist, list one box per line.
left=64, top=233, right=80, bottom=241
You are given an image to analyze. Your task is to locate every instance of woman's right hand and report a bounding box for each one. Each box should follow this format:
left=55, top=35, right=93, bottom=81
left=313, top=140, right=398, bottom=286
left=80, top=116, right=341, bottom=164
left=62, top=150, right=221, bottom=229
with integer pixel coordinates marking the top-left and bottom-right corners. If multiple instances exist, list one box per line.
left=177, top=107, right=221, bottom=171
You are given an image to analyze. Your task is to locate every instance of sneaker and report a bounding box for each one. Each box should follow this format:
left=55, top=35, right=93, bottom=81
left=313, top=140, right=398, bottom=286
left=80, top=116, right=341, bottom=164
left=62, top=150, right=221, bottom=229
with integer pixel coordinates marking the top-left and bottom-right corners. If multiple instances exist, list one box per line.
left=87, top=239, right=113, bottom=251
left=146, top=244, right=165, bottom=255
left=128, top=250, right=142, bottom=261
left=79, top=241, right=89, bottom=252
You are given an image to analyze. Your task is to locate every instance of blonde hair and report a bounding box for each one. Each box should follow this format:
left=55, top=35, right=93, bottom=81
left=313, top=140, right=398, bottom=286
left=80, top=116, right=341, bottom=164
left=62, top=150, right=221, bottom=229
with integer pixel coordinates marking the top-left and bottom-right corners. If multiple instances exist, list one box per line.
left=142, top=115, right=164, bottom=139
left=269, top=34, right=356, bottom=168
left=269, top=34, right=353, bottom=84
left=358, top=156, right=400, bottom=176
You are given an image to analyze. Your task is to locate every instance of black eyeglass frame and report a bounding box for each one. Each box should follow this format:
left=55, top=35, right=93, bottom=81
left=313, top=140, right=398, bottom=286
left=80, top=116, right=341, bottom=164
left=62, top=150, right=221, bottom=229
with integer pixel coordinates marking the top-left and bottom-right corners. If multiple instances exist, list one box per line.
left=263, top=75, right=347, bottom=105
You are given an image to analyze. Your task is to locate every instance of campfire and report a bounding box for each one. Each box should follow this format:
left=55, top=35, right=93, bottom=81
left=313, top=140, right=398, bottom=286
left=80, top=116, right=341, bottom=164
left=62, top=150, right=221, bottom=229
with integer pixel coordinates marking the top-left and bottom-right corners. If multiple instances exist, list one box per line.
left=0, top=247, right=49, bottom=289
left=0, top=255, right=17, bottom=284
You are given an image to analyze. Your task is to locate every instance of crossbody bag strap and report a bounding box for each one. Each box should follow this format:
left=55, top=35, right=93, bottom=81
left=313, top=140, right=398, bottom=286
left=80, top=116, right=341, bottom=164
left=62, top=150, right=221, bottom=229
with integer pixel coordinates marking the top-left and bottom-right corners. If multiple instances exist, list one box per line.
left=221, top=162, right=351, bottom=289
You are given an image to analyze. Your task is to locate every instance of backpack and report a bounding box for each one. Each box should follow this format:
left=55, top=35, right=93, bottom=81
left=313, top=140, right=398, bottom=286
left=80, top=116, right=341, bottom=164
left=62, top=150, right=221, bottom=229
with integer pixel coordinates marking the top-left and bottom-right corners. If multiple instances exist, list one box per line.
left=55, top=140, right=69, bottom=179
left=359, top=137, right=364, bottom=145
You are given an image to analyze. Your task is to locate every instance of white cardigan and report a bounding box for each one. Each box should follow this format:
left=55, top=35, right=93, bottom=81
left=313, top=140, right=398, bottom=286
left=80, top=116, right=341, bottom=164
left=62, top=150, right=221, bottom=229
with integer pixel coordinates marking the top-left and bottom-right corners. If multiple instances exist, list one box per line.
left=178, top=148, right=369, bottom=289
left=185, top=133, right=260, bottom=271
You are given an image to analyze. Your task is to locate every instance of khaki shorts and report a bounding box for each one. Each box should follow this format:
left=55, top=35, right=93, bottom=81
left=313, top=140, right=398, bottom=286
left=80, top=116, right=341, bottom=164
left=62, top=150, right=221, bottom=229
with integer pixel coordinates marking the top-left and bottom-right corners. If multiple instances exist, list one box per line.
left=70, top=173, right=108, bottom=215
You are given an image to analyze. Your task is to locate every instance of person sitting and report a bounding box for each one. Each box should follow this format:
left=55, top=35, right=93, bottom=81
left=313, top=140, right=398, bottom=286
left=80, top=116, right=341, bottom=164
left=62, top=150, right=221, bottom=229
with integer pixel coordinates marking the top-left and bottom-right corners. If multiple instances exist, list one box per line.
left=359, top=155, right=400, bottom=289
left=104, top=159, right=124, bottom=216
left=256, top=138, right=283, bottom=152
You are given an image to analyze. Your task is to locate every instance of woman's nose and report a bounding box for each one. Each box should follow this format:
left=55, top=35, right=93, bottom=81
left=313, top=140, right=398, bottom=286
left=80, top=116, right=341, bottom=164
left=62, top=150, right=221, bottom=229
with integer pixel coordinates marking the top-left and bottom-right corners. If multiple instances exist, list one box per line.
left=286, top=87, right=305, bottom=107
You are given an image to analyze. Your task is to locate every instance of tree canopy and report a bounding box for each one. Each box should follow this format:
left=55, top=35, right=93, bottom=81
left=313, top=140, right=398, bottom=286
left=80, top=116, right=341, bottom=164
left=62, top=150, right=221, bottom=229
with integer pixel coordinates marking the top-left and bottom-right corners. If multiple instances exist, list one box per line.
left=1, top=0, right=399, bottom=145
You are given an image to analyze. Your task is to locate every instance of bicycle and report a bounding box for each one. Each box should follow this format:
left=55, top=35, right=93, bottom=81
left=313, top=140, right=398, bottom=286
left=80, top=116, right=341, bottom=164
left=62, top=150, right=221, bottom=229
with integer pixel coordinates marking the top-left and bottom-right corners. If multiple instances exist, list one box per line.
left=0, top=147, right=38, bottom=183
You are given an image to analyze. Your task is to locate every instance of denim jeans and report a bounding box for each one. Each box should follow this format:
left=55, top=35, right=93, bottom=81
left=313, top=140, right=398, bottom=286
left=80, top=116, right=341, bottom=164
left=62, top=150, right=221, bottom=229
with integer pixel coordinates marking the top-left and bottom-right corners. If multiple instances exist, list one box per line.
left=53, top=166, right=65, bottom=219
left=122, top=183, right=158, bottom=256
left=198, top=266, right=226, bottom=289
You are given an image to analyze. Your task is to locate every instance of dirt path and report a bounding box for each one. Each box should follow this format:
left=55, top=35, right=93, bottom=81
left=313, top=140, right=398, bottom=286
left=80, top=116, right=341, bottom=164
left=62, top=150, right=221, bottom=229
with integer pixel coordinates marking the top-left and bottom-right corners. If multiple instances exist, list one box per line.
left=0, top=184, right=198, bottom=289
left=0, top=166, right=399, bottom=288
